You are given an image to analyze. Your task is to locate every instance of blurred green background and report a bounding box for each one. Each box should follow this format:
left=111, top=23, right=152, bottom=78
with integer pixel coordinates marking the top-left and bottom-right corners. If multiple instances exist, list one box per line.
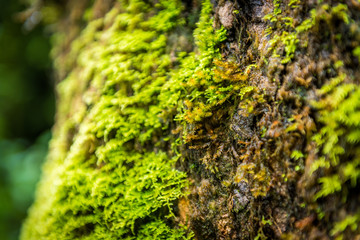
left=0, top=0, right=55, bottom=239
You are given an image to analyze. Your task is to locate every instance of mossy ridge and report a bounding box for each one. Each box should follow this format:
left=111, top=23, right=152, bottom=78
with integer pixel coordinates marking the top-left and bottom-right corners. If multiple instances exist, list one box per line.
left=166, top=0, right=266, bottom=181
left=159, top=0, right=228, bottom=128
left=168, top=0, right=311, bottom=238
left=21, top=0, right=194, bottom=239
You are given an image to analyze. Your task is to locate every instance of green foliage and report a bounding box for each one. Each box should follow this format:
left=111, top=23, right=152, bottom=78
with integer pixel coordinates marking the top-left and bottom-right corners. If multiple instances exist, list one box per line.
left=160, top=2, right=272, bottom=198
left=136, top=220, right=194, bottom=240
left=303, top=8, right=360, bottom=226
left=23, top=0, right=269, bottom=236
left=162, top=0, right=259, bottom=129
left=264, top=0, right=316, bottom=64
left=254, top=216, right=273, bottom=240
left=160, top=0, right=230, bottom=126
left=264, top=1, right=359, bottom=236
left=264, top=1, right=350, bottom=64
left=317, top=3, right=350, bottom=25
left=22, top=0, right=192, bottom=239
left=291, top=150, right=304, bottom=160
left=314, top=175, right=342, bottom=200
left=353, top=46, right=360, bottom=62
left=263, top=0, right=282, bottom=23
left=331, top=212, right=360, bottom=237
left=288, top=0, right=300, bottom=8
left=311, top=72, right=360, bottom=234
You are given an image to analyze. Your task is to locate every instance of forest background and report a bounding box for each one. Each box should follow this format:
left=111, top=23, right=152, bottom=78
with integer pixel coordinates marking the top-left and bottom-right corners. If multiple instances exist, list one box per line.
left=0, top=1, right=54, bottom=239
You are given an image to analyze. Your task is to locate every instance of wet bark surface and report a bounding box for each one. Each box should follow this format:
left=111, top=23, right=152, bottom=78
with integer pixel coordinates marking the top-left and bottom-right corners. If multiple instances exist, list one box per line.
left=179, top=0, right=360, bottom=239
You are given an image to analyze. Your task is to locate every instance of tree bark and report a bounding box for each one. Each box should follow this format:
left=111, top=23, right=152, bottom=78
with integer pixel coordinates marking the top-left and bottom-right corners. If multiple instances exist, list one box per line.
left=22, top=0, right=360, bottom=239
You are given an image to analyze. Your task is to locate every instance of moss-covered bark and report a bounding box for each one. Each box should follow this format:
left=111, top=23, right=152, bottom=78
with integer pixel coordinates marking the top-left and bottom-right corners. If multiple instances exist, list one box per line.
left=22, top=0, right=360, bottom=239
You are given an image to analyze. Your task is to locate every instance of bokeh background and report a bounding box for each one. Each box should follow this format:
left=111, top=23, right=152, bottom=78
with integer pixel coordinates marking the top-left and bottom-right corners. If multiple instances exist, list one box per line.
left=0, top=0, right=55, bottom=239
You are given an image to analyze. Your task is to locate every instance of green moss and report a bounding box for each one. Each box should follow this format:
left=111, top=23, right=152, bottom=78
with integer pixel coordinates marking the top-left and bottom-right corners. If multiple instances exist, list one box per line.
left=160, top=1, right=274, bottom=194
left=22, top=0, right=244, bottom=237
left=254, top=216, right=273, bottom=240
left=264, top=0, right=316, bottom=64
left=159, top=0, right=229, bottom=126
left=23, top=0, right=360, bottom=238
left=311, top=77, right=360, bottom=235
left=264, top=1, right=351, bottom=65
left=264, top=1, right=360, bottom=237
left=300, top=6, right=358, bottom=234
left=331, top=213, right=360, bottom=237
left=21, top=0, right=194, bottom=239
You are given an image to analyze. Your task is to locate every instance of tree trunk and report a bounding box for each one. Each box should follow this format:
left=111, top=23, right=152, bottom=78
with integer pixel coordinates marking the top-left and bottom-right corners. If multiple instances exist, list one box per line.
left=22, top=0, right=360, bottom=239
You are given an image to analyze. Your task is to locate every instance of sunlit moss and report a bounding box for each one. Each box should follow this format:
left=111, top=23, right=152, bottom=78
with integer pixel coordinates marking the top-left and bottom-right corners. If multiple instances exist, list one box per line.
left=21, top=0, right=194, bottom=239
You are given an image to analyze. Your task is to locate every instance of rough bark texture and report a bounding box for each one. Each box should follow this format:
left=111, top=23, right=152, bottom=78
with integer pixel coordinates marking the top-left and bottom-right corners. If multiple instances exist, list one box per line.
left=22, top=0, right=360, bottom=239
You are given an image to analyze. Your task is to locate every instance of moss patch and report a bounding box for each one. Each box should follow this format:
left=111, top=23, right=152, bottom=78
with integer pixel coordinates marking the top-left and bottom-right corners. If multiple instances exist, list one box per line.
left=21, top=0, right=195, bottom=239
left=22, top=0, right=360, bottom=239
